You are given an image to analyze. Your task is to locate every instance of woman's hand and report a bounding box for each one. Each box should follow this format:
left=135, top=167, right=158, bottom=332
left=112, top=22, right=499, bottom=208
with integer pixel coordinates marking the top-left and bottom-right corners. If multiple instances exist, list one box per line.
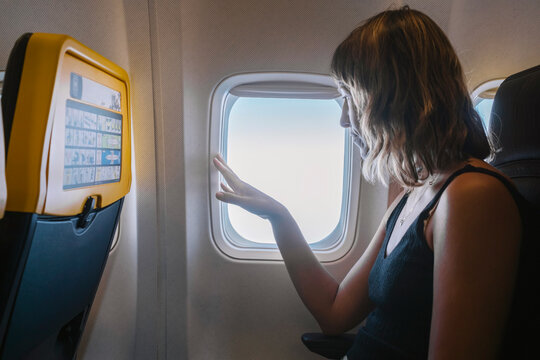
left=213, top=154, right=287, bottom=220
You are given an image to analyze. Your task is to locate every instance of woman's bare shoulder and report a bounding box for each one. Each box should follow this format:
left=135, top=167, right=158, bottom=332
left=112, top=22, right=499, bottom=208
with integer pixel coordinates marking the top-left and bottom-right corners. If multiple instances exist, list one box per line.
left=444, top=159, right=517, bottom=208
left=433, top=159, right=522, bottom=246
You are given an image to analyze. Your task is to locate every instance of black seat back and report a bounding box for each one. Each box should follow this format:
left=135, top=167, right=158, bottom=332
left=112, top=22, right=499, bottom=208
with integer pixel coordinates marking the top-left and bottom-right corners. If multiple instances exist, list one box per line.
left=489, top=64, right=540, bottom=357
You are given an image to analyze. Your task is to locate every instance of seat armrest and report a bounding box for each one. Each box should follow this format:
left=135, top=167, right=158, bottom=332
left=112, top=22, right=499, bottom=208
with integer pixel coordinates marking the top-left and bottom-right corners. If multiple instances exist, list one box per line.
left=301, top=332, right=355, bottom=359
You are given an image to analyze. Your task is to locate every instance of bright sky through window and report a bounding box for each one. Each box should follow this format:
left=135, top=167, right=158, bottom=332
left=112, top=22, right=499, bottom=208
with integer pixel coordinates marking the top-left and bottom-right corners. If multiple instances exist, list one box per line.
left=475, top=98, right=494, bottom=131
left=225, top=97, right=345, bottom=244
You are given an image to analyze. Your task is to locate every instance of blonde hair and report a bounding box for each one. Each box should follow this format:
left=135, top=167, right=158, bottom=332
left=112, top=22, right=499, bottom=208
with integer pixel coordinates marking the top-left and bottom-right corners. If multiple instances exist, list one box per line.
left=331, top=6, right=492, bottom=187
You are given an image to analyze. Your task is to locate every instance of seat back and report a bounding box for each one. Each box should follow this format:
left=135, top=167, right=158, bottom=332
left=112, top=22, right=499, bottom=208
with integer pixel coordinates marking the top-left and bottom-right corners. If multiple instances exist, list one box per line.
left=489, top=64, right=540, bottom=357
left=0, top=33, right=131, bottom=359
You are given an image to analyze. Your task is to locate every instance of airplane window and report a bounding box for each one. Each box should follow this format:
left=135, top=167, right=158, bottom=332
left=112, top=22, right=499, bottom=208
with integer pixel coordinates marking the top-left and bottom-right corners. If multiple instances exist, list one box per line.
left=210, top=73, right=361, bottom=261
left=471, top=79, right=505, bottom=132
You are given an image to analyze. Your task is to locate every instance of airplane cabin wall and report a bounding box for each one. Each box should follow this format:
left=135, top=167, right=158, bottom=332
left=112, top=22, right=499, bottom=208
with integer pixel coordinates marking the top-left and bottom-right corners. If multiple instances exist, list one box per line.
left=1, top=0, right=539, bottom=359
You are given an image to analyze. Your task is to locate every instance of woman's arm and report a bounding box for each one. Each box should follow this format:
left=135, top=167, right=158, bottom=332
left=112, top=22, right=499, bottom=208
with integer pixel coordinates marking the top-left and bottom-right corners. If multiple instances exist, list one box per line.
left=428, top=173, right=521, bottom=359
left=269, top=204, right=391, bottom=334
left=213, top=155, right=402, bottom=334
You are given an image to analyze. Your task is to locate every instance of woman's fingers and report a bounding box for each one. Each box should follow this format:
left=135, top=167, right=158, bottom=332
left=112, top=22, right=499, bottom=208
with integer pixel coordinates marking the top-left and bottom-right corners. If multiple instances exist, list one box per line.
left=221, top=182, right=234, bottom=193
left=213, top=155, right=285, bottom=219
left=213, top=156, right=234, bottom=179
left=216, top=190, right=242, bottom=206
left=216, top=153, right=226, bottom=164
left=213, top=156, right=227, bottom=173
left=213, top=156, right=235, bottom=182
left=215, top=154, right=239, bottom=177
left=213, top=155, right=243, bottom=190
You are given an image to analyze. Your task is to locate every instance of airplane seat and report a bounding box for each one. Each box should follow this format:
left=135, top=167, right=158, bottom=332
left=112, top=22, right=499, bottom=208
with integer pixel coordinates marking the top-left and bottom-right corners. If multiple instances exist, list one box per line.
left=489, top=64, right=540, bottom=358
left=301, top=64, right=540, bottom=359
left=0, top=33, right=131, bottom=359
left=301, top=332, right=355, bottom=360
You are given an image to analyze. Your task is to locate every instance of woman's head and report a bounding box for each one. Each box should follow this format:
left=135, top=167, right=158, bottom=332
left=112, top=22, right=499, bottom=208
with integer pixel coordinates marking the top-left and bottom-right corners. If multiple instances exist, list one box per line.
left=331, top=6, right=492, bottom=187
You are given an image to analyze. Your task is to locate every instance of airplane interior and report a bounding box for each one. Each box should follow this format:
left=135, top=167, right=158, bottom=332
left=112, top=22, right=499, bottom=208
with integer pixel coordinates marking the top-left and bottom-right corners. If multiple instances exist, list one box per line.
left=0, top=0, right=539, bottom=359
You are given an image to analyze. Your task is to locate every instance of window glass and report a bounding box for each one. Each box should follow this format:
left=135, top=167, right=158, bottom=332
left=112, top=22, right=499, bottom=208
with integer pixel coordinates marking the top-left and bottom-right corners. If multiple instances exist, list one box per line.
left=224, top=97, right=346, bottom=244
left=475, top=98, right=494, bottom=131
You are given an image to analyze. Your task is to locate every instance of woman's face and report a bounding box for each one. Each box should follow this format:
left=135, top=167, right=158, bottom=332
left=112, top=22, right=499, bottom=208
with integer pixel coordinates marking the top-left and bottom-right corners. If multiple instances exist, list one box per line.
left=337, top=85, right=356, bottom=129
left=337, top=84, right=369, bottom=158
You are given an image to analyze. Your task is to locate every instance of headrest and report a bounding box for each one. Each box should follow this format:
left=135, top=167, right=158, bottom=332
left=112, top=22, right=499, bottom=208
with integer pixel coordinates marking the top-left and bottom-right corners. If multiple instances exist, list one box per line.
left=489, top=65, right=540, bottom=167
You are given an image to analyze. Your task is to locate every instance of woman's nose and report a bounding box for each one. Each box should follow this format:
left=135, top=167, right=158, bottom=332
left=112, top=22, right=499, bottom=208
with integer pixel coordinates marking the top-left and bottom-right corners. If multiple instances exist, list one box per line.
left=340, top=100, right=350, bottom=128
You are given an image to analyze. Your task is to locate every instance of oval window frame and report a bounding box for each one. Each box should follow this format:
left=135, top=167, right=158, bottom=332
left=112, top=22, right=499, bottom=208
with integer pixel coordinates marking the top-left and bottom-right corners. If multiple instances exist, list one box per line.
left=208, top=72, right=362, bottom=262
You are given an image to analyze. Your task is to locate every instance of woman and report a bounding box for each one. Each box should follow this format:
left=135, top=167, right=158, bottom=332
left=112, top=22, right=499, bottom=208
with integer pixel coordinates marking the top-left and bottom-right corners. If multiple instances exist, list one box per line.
left=213, top=6, right=522, bottom=359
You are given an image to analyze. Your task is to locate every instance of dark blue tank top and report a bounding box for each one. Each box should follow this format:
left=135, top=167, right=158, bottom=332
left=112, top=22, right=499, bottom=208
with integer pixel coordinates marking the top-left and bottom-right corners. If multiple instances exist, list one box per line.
left=346, top=165, right=524, bottom=360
